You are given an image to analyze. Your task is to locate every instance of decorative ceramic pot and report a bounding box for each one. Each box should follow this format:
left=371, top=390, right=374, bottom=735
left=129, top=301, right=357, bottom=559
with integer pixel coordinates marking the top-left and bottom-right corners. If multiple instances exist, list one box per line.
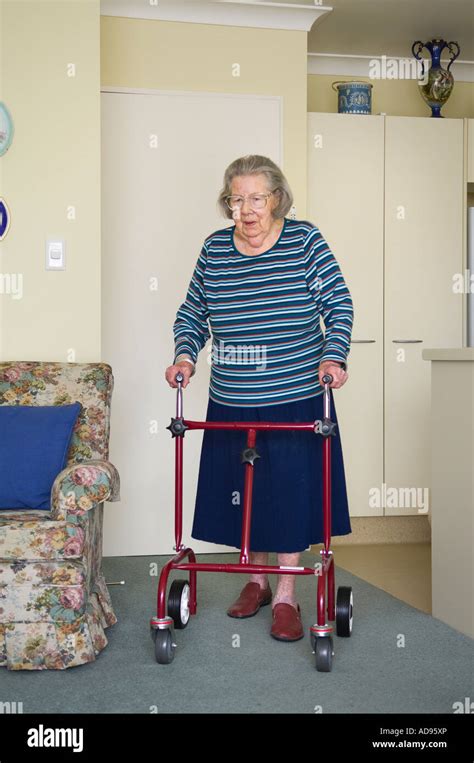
left=412, top=38, right=460, bottom=117
left=331, top=81, right=373, bottom=115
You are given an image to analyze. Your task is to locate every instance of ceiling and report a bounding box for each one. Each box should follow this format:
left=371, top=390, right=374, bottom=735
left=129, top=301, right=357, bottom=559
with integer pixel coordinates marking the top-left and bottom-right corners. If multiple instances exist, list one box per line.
left=306, top=0, right=473, bottom=61
left=101, top=0, right=474, bottom=61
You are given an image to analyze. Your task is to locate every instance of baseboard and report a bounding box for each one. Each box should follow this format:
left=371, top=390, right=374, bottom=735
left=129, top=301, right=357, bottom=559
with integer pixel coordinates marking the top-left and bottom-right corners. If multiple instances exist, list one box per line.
left=313, top=515, right=431, bottom=547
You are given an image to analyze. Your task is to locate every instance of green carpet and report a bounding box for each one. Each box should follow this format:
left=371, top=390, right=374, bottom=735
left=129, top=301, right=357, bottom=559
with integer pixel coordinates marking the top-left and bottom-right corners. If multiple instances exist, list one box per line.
left=1, top=550, right=472, bottom=714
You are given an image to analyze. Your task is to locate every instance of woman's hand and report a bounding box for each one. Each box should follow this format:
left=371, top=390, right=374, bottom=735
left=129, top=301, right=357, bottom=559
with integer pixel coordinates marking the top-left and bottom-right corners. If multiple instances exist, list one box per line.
left=165, top=361, right=194, bottom=389
left=318, top=360, right=348, bottom=390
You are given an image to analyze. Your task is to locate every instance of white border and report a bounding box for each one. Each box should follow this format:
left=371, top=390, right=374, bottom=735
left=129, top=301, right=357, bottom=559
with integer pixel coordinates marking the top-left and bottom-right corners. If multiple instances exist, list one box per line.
left=100, top=0, right=332, bottom=32
left=308, top=52, right=474, bottom=83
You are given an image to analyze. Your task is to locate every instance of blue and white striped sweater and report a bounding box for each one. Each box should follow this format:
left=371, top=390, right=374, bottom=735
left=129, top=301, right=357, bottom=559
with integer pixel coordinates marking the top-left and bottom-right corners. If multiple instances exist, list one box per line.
left=173, top=217, right=353, bottom=407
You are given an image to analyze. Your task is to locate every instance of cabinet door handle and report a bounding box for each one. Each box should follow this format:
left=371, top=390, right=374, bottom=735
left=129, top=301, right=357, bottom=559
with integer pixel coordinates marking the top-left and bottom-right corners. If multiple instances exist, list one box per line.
left=351, top=340, right=376, bottom=343
left=392, top=339, right=423, bottom=343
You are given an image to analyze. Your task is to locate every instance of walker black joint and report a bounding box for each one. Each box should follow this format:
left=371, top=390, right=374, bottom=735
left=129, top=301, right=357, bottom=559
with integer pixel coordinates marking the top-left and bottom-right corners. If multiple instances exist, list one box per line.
left=241, top=447, right=261, bottom=465
left=166, top=417, right=189, bottom=437
left=314, top=418, right=338, bottom=438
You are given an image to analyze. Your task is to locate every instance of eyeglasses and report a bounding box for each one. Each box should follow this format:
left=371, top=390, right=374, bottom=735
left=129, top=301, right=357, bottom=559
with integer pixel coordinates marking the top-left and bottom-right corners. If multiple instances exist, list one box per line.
left=225, top=192, right=274, bottom=211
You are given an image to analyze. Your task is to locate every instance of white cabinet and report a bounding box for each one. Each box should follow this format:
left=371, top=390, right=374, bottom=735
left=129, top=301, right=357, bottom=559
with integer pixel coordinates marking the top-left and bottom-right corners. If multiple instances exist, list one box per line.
left=467, top=119, right=474, bottom=183
left=307, top=113, right=464, bottom=518
left=384, top=117, right=464, bottom=516
left=422, top=348, right=474, bottom=638
left=307, top=113, right=385, bottom=517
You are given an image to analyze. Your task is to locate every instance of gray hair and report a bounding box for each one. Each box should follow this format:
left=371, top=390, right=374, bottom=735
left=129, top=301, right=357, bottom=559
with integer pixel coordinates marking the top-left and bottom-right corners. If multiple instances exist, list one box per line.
left=217, top=155, right=293, bottom=220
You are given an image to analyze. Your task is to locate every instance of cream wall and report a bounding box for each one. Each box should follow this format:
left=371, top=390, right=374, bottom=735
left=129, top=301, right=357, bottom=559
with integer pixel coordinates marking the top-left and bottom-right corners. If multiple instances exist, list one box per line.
left=308, top=74, right=474, bottom=118
left=2, top=4, right=472, bottom=362
left=101, top=16, right=308, bottom=216
left=0, top=0, right=101, bottom=361
left=0, top=10, right=309, bottom=361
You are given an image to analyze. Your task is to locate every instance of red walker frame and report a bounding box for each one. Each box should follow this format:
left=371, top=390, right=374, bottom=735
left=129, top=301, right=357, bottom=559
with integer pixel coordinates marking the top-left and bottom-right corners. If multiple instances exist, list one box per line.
left=150, top=372, right=353, bottom=669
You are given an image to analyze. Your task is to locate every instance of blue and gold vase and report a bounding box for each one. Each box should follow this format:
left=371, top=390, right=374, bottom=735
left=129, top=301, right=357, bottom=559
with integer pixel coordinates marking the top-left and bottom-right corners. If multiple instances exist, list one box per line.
left=412, top=38, right=460, bottom=117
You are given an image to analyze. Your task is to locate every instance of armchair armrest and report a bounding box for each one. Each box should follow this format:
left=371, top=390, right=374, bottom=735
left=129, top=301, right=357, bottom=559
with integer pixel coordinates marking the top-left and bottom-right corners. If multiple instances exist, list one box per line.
left=50, top=459, right=121, bottom=521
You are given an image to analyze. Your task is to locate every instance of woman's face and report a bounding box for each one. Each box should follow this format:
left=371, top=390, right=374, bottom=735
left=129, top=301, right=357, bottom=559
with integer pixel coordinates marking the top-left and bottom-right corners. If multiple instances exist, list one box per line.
left=229, top=174, right=279, bottom=244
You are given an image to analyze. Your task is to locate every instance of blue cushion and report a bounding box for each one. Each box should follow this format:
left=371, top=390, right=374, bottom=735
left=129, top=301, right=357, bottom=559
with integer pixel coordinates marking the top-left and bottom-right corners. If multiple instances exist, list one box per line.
left=0, top=402, right=82, bottom=510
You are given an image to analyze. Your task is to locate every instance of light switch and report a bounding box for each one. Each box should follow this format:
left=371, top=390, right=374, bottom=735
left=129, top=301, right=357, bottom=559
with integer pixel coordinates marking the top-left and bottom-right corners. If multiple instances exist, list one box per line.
left=46, top=239, right=66, bottom=270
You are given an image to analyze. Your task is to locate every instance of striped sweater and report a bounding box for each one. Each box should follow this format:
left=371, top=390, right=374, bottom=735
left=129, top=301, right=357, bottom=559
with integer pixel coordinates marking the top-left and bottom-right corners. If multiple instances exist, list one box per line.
left=173, top=217, right=353, bottom=407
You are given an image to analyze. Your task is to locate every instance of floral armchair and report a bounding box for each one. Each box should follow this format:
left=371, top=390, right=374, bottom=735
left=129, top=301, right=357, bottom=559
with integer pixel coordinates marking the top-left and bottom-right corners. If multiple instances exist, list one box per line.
left=0, top=362, right=120, bottom=670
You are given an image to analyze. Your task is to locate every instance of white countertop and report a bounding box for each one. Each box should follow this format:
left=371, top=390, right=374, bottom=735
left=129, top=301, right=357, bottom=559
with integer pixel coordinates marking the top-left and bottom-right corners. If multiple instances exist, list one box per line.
left=422, top=348, right=474, bottom=362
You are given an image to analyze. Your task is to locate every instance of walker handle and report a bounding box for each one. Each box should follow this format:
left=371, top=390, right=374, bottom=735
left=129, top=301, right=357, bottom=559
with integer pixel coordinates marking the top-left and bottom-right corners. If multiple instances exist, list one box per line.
left=322, top=373, right=333, bottom=418
left=175, top=372, right=184, bottom=417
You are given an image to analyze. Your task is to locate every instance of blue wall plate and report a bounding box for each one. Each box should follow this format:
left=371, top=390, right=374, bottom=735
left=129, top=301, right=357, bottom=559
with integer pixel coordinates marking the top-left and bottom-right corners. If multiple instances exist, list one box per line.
left=0, top=102, right=14, bottom=156
left=0, top=198, right=11, bottom=240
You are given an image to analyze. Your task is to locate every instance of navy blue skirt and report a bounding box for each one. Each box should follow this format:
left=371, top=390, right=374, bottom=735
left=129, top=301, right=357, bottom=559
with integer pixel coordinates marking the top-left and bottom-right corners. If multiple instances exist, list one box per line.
left=191, top=391, right=352, bottom=553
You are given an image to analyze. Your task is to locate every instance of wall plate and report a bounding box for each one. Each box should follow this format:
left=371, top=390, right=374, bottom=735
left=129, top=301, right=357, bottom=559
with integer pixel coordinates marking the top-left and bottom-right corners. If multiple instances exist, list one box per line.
left=46, top=239, right=66, bottom=270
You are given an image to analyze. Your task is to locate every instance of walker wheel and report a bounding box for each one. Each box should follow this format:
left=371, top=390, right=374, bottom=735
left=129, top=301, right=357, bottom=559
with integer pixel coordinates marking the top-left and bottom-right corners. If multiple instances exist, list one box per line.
left=315, top=636, right=333, bottom=672
left=168, top=579, right=191, bottom=629
left=154, top=628, right=176, bottom=664
left=336, top=586, right=353, bottom=637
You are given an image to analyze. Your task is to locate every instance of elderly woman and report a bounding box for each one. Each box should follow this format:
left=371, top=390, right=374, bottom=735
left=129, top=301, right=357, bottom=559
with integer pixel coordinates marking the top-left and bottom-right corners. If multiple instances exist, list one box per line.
left=165, top=155, right=353, bottom=642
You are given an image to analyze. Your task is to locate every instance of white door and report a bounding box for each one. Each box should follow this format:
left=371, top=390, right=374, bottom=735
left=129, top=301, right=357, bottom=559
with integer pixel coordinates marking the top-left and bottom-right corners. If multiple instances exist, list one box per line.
left=101, top=88, right=282, bottom=556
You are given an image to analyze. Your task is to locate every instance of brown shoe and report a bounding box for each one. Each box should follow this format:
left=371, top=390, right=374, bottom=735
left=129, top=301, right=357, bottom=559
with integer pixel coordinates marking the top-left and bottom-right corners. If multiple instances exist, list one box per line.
left=270, top=603, right=304, bottom=641
left=227, top=582, right=272, bottom=618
